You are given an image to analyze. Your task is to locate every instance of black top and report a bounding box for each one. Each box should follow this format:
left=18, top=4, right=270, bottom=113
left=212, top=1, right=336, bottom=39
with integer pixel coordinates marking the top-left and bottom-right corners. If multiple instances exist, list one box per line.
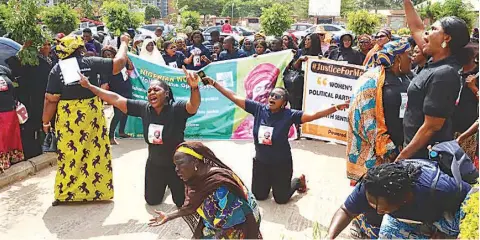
left=162, top=51, right=186, bottom=69
left=47, top=57, right=113, bottom=100
left=126, top=100, right=193, bottom=166
left=328, top=48, right=364, bottom=65
left=0, top=73, right=16, bottom=112
left=100, top=72, right=132, bottom=98
left=452, top=68, right=479, bottom=133
left=403, top=56, right=462, bottom=158
left=383, top=71, right=411, bottom=146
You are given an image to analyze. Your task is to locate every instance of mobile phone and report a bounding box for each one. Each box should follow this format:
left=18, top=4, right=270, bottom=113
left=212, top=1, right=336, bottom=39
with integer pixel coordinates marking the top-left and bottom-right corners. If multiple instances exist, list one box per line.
left=197, top=71, right=208, bottom=85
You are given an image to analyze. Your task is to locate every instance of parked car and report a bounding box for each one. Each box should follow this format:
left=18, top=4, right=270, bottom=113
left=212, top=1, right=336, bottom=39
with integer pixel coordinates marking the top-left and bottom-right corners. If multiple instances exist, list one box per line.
left=139, top=24, right=176, bottom=38
left=285, top=23, right=314, bottom=34
left=0, top=37, right=21, bottom=68
left=292, top=24, right=353, bottom=41
left=203, top=26, right=255, bottom=42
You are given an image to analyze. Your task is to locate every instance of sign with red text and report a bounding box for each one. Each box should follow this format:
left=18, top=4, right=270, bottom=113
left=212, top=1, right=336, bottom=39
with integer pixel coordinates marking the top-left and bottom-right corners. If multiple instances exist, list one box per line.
left=301, top=58, right=365, bottom=144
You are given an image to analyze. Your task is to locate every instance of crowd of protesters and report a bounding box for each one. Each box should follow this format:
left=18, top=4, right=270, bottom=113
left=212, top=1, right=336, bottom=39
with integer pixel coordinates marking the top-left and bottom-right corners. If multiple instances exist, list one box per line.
left=0, top=0, right=479, bottom=238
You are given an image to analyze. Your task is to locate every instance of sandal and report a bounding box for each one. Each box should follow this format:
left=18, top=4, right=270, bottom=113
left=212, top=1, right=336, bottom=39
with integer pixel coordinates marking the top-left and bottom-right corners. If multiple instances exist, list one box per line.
left=297, top=174, right=307, bottom=193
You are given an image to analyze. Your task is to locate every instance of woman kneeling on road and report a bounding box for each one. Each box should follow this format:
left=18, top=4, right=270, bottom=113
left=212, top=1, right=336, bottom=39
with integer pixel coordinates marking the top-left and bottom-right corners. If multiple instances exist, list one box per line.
left=79, top=66, right=200, bottom=207
left=149, top=142, right=262, bottom=239
left=202, top=76, right=349, bottom=204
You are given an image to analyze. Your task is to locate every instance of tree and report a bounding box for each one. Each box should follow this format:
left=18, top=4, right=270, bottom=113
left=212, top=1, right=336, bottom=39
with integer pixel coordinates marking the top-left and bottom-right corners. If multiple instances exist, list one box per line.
left=177, top=0, right=223, bottom=17
left=101, top=1, right=142, bottom=36
left=0, top=4, right=8, bottom=36
left=4, top=0, right=48, bottom=66
left=418, top=0, right=476, bottom=30
left=144, top=5, right=161, bottom=22
left=43, top=3, right=79, bottom=35
left=181, top=11, right=201, bottom=30
left=346, top=10, right=382, bottom=35
left=260, top=3, right=294, bottom=37
left=288, top=0, right=309, bottom=19
left=341, top=0, right=358, bottom=17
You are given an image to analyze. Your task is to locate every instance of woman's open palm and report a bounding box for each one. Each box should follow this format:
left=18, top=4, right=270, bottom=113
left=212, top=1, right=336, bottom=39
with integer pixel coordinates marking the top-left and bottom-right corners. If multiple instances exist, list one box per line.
left=148, top=210, right=169, bottom=227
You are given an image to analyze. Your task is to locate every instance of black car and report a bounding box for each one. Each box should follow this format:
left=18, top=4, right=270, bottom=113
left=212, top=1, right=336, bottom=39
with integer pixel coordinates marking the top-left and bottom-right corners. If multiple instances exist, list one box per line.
left=0, top=37, right=21, bottom=68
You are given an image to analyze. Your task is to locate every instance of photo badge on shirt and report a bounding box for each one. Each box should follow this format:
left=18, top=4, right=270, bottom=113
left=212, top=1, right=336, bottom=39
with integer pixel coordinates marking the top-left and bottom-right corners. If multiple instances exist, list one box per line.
left=148, top=124, right=164, bottom=145
left=168, top=61, right=178, bottom=68
left=399, top=92, right=408, bottom=118
left=258, top=125, right=273, bottom=145
left=0, top=76, right=8, bottom=92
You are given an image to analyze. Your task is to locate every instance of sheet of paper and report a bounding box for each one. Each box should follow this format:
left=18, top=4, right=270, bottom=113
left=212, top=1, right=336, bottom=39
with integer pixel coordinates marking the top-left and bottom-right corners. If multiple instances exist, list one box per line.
left=59, top=58, right=81, bottom=85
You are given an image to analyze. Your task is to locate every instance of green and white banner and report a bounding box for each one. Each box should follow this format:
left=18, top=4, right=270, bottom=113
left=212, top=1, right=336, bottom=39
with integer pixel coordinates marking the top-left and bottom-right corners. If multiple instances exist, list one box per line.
left=123, top=50, right=293, bottom=140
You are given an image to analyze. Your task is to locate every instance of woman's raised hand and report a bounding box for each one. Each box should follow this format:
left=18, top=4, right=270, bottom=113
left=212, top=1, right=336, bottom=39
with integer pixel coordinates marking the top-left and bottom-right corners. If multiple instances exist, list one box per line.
left=78, top=71, right=91, bottom=89
left=182, top=66, right=199, bottom=89
left=336, top=100, right=350, bottom=110
left=148, top=210, right=170, bottom=227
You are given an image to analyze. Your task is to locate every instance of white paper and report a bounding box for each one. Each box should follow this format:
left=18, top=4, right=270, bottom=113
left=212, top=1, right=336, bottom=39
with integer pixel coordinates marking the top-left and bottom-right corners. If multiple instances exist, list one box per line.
left=121, top=68, right=128, bottom=81
left=168, top=62, right=178, bottom=68
left=148, top=124, right=164, bottom=145
left=399, top=92, right=408, bottom=118
left=59, top=58, right=81, bottom=85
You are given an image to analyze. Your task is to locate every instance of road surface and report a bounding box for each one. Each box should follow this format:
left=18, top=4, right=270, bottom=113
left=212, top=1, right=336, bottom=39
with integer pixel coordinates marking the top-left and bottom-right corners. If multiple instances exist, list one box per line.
left=0, top=139, right=352, bottom=239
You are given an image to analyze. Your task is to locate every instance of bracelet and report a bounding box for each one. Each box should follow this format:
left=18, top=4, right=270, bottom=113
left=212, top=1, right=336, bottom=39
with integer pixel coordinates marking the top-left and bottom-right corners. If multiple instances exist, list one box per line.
left=334, top=105, right=340, bottom=111
left=43, top=122, right=51, bottom=127
left=212, top=81, right=216, bottom=87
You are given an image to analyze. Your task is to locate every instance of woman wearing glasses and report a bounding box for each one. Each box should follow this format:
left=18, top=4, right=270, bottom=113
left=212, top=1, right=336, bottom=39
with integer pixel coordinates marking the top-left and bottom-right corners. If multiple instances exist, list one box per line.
left=202, top=76, right=349, bottom=204
left=363, top=28, right=392, bottom=68
left=162, top=41, right=187, bottom=69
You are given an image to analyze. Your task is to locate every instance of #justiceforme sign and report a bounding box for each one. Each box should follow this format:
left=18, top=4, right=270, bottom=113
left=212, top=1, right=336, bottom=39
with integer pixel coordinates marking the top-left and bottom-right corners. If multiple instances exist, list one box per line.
left=301, top=58, right=365, bottom=144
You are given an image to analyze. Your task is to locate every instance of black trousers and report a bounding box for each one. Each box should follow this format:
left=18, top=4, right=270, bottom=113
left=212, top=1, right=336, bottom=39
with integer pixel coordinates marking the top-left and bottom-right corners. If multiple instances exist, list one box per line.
left=144, top=162, right=185, bottom=207
left=251, top=158, right=300, bottom=204
left=109, top=107, right=128, bottom=139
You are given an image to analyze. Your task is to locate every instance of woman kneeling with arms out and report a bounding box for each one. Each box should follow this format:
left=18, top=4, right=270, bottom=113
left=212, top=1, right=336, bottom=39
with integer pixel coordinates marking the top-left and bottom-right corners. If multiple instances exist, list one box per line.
left=149, top=142, right=262, bottom=239
left=202, top=76, right=349, bottom=204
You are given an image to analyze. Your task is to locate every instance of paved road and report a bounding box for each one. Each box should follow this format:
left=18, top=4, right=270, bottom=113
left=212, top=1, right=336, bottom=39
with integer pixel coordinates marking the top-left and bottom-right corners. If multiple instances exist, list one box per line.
left=0, top=139, right=352, bottom=239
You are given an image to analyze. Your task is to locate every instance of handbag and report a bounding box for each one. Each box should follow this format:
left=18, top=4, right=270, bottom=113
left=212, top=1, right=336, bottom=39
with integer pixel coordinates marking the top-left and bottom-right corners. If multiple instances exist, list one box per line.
left=283, top=68, right=305, bottom=110
left=16, top=101, right=28, bottom=124
left=42, top=130, right=58, bottom=153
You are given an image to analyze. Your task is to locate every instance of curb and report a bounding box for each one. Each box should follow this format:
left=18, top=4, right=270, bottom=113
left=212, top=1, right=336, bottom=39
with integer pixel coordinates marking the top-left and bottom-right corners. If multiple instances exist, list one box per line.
left=0, top=153, right=56, bottom=189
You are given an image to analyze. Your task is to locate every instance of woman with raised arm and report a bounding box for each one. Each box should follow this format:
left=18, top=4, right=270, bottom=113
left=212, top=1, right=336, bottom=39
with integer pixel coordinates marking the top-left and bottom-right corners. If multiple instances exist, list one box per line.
left=202, top=76, right=348, bottom=204
left=397, top=0, right=471, bottom=160
left=78, top=66, right=200, bottom=207
left=42, top=34, right=130, bottom=205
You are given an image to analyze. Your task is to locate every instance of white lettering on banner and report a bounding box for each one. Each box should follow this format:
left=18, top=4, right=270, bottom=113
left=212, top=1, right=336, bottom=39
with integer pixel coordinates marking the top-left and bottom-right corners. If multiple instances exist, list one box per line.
left=302, top=58, right=365, bottom=145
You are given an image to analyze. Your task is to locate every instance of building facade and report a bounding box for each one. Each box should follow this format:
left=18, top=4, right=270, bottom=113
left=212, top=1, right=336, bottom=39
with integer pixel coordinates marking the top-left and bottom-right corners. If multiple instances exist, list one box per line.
left=141, top=0, right=170, bottom=18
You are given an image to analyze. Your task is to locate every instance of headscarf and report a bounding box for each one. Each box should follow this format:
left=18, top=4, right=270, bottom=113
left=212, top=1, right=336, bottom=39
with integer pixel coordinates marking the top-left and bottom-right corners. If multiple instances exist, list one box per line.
left=358, top=34, right=373, bottom=51
left=176, top=142, right=261, bottom=239
left=373, top=40, right=411, bottom=68
left=244, top=63, right=280, bottom=102
left=254, top=32, right=266, bottom=41
left=346, top=40, right=410, bottom=183
left=139, top=38, right=166, bottom=66
left=55, top=35, right=85, bottom=60
left=377, top=28, right=392, bottom=40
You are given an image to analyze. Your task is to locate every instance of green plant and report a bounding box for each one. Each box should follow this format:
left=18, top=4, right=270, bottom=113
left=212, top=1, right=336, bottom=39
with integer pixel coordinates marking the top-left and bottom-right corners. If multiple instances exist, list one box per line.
left=396, top=27, right=410, bottom=36
left=346, top=10, right=382, bottom=35
left=260, top=3, right=294, bottom=37
left=101, top=1, right=142, bottom=36
left=180, top=10, right=201, bottom=30
left=4, top=0, right=48, bottom=66
left=144, top=5, right=161, bottom=23
left=459, top=185, right=479, bottom=239
left=418, top=0, right=476, bottom=31
left=43, top=3, right=79, bottom=35
left=0, top=4, right=9, bottom=36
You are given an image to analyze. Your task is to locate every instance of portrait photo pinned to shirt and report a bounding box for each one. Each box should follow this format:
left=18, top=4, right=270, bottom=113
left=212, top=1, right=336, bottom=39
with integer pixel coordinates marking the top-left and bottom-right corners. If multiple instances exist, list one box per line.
left=148, top=124, right=164, bottom=145
left=0, top=76, right=8, bottom=92
left=258, top=125, right=273, bottom=145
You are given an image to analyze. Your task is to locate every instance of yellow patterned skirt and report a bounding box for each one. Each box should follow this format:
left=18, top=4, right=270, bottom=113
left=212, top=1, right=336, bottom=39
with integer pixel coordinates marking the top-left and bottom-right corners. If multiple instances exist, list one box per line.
left=54, top=96, right=114, bottom=202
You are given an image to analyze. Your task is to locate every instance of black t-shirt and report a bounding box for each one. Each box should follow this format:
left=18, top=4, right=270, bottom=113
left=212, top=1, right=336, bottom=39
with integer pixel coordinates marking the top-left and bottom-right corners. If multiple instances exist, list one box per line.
left=452, top=68, right=479, bottom=133
left=162, top=51, right=186, bottom=69
left=383, top=71, right=410, bottom=146
left=46, top=57, right=113, bottom=100
left=0, top=74, right=16, bottom=112
left=100, top=72, right=132, bottom=98
left=403, top=56, right=462, bottom=158
left=126, top=100, right=193, bottom=166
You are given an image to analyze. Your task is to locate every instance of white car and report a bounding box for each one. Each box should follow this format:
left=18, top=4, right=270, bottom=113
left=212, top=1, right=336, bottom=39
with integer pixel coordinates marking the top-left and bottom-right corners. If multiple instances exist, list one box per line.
left=293, top=24, right=353, bottom=41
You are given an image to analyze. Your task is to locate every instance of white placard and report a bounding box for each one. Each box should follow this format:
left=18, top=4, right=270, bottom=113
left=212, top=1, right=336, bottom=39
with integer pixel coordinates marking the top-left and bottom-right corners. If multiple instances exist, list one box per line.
left=59, top=58, right=81, bottom=85
left=308, top=0, right=341, bottom=16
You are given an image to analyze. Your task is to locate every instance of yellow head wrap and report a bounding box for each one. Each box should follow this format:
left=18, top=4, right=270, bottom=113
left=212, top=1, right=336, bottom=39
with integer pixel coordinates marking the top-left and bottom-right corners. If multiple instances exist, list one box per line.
left=56, top=35, right=85, bottom=60
left=176, top=146, right=203, bottom=161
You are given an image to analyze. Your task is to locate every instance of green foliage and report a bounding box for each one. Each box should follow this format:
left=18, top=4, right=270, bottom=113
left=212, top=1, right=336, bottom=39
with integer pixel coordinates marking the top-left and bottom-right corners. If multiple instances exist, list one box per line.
left=4, top=0, right=47, bottom=66
left=418, top=0, right=476, bottom=30
left=220, top=0, right=267, bottom=18
left=43, top=3, right=79, bottom=35
left=101, top=1, right=142, bottom=36
left=288, top=0, right=309, bottom=19
left=341, top=0, right=358, bottom=17
left=0, top=4, right=9, bottom=36
left=177, top=0, right=223, bottom=16
left=396, top=27, right=411, bottom=36
left=181, top=11, right=201, bottom=30
left=346, top=10, right=381, bottom=35
left=144, top=5, right=161, bottom=22
left=459, top=186, right=479, bottom=239
left=260, top=3, right=294, bottom=37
